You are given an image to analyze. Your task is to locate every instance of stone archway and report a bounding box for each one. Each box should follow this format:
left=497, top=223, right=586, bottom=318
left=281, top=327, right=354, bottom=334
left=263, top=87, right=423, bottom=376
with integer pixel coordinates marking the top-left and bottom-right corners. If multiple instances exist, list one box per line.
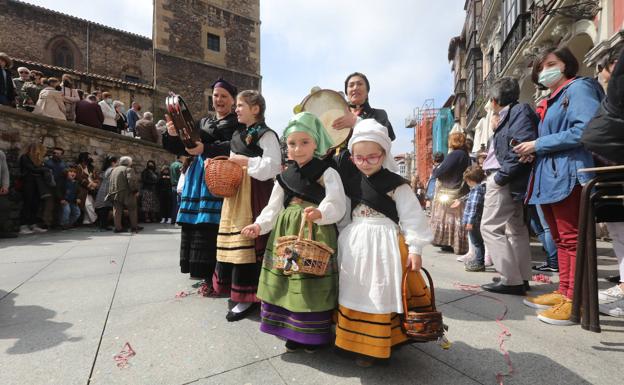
left=563, top=19, right=597, bottom=77
left=45, top=35, right=82, bottom=71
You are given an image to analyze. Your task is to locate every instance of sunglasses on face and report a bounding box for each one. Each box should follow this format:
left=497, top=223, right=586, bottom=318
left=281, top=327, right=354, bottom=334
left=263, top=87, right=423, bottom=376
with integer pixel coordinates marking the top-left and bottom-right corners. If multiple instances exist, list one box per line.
left=350, top=153, right=383, bottom=166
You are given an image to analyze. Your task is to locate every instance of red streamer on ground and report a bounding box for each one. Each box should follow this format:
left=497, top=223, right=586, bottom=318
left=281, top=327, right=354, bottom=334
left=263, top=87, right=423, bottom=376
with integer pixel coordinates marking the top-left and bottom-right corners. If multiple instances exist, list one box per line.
left=453, top=282, right=514, bottom=384
left=113, top=342, right=136, bottom=368
left=174, top=283, right=216, bottom=299
left=197, top=282, right=211, bottom=297
left=532, top=274, right=552, bottom=284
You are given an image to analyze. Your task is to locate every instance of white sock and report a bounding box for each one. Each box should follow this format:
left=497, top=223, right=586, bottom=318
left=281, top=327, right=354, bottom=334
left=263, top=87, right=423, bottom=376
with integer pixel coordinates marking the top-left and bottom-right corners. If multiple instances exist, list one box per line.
left=231, top=302, right=253, bottom=313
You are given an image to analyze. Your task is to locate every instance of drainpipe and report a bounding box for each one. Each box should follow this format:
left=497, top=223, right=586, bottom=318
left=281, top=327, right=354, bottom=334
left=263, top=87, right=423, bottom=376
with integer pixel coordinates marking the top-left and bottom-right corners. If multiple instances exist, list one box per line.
left=86, top=22, right=90, bottom=74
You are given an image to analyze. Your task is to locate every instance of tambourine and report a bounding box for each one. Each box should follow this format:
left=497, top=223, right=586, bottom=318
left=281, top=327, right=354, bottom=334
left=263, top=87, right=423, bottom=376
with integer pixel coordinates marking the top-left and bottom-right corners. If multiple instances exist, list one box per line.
left=294, top=88, right=350, bottom=148
left=165, top=92, right=199, bottom=148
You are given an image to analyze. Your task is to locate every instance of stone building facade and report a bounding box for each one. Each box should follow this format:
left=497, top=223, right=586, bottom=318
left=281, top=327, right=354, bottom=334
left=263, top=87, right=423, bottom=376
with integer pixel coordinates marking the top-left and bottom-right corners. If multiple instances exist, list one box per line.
left=450, top=0, right=624, bottom=133
left=153, top=0, right=261, bottom=117
left=0, top=0, right=261, bottom=119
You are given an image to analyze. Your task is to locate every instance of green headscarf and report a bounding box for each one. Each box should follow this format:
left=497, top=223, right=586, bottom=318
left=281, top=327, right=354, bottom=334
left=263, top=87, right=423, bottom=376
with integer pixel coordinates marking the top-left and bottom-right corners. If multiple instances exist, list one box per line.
left=283, top=112, right=335, bottom=158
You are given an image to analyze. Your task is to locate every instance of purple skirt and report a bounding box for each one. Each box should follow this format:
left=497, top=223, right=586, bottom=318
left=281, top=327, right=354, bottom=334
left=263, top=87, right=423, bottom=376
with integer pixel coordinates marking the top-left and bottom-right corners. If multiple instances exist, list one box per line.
left=260, top=302, right=333, bottom=345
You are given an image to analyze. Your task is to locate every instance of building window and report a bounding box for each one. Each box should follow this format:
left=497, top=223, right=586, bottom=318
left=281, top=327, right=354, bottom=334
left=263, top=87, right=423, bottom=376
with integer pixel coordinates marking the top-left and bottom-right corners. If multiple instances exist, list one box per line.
left=487, top=49, right=494, bottom=75
left=466, top=56, right=483, bottom=106
left=502, top=0, right=520, bottom=38
left=124, top=75, right=141, bottom=83
left=53, top=44, right=74, bottom=68
left=207, top=33, right=220, bottom=52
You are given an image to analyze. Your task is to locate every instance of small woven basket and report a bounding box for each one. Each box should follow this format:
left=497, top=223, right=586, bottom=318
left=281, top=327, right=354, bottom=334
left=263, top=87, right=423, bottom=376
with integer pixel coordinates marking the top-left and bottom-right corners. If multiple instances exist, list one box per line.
left=401, top=267, right=445, bottom=342
left=273, top=219, right=334, bottom=276
left=204, top=156, right=243, bottom=197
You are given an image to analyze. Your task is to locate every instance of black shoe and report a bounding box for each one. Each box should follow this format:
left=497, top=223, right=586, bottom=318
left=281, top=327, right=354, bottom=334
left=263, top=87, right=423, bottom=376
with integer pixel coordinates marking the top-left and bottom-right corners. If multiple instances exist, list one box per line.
left=532, top=263, right=559, bottom=273
left=225, top=303, right=258, bottom=322
left=303, top=344, right=319, bottom=354
left=113, top=228, right=127, bottom=233
left=131, top=226, right=144, bottom=233
left=285, top=340, right=302, bottom=352
left=0, top=232, right=19, bottom=238
left=491, top=276, right=530, bottom=291
left=440, top=246, right=454, bottom=252
left=481, top=282, right=526, bottom=295
left=607, top=275, right=621, bottom=283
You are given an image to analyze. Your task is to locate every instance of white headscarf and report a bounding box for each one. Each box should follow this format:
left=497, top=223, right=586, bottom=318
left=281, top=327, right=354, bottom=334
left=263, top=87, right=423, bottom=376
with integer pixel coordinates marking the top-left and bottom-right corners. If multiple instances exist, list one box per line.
left=348, top=119, right=398, bottom=172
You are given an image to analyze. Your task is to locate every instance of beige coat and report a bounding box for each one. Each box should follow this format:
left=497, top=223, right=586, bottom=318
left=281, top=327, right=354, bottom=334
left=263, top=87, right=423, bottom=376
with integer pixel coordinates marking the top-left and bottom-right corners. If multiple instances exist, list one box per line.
left=33, top=87, right=66, bottom=120
left=107, top=165, right=139, bottom=202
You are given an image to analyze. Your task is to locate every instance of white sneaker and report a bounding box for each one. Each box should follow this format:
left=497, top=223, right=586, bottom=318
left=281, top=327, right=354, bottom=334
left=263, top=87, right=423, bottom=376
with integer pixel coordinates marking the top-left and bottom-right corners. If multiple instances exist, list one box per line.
left=457, top=252, right=472, bottom=262
left=598, top=285, right=624, bottom=304
left=31, top=225, right=48, bottom=233
left=599, top=299, right=624, bottom=318
left=160, top=218, right=166, bottom=224
left=167, top=218, right=172, bottom=224
left=19, top=225, right=34, bottom=235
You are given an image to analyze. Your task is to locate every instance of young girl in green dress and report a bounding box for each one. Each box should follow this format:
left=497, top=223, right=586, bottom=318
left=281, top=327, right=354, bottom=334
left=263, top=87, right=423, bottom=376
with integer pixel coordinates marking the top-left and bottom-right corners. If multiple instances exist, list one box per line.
left=241, top=112, right=346, bottom=351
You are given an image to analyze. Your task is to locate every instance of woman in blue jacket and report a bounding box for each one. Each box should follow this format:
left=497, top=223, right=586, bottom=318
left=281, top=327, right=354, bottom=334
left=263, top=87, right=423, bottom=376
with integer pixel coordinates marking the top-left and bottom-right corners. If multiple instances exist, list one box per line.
left=515, top=46, right=603, bottom=326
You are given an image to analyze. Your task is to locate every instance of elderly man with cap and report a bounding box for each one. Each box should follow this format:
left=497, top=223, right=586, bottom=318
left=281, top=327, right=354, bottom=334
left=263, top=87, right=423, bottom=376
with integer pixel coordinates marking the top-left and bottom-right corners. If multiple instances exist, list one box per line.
left=163, top=78, right=244, bottom=286
left=12, top=67, right=30, bottom=109
left=107, top=156, right=141, bottom=233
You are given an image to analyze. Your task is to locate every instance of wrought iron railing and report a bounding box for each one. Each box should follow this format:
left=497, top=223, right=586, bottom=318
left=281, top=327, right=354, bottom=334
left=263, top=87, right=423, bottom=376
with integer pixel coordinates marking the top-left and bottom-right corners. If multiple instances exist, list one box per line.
left=467, top=55, right=502, bottom=127
left=499, top=13, right=530, bottom=74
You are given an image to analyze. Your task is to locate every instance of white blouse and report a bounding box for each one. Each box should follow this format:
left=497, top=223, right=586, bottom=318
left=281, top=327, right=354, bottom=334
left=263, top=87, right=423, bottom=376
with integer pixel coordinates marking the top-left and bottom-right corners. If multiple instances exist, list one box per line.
left=234, top=133, right=282, bottom=181
left=255, top=167, right=347, bottom=235
left=339, top=183, right=432, bottom=254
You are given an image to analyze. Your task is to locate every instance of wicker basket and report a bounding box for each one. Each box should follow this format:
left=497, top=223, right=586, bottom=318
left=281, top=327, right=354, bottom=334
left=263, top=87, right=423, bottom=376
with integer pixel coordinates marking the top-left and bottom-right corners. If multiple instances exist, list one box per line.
left=273, top=219, right=334, bottom=276
left=204, top=156, right=243, bottom=197
left=401, top=267, right=445, bottom=342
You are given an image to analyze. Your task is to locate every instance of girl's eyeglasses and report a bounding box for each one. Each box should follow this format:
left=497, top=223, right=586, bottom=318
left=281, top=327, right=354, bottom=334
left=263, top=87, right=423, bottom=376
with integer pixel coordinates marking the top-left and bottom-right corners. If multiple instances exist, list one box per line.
left=350, top=153, right=383, bottom=166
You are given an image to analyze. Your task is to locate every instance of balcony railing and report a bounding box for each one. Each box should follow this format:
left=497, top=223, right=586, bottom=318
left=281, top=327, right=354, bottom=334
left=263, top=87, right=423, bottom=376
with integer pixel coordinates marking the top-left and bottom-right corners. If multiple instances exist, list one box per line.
left=499, top=13, right=530, bottom=74
left=466, top=56, right=501, bottom=127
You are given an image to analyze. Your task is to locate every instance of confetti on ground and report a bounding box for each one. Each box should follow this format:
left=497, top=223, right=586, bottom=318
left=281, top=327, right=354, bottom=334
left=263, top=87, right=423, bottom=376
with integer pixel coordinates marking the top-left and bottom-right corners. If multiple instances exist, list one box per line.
left=113, top=342, right=136, bottom=369
left=532, top=274, right=552, bottom=284
left=454, top=282, right=514, bottom=384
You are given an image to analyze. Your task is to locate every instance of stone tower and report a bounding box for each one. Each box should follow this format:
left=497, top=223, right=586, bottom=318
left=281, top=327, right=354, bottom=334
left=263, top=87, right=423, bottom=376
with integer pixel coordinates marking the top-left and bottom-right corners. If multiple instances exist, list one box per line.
left=153, top=0, right=261, bottom=118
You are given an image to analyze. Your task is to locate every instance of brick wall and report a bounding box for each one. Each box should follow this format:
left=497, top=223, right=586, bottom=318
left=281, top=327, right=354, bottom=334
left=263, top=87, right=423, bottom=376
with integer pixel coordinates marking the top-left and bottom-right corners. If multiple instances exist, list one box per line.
left=154, top=0, right=260, bottom=76
left=154, top=52, right=260, bottom=119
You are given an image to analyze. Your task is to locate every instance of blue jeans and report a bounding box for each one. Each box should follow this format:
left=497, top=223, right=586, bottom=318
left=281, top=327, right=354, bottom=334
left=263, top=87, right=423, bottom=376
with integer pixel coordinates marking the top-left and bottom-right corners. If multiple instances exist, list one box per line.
left=60, top=203, right=81, bottom=226
left=529, top=205, right=558, bottom=268
left=468, top=227, right=485, bottom=265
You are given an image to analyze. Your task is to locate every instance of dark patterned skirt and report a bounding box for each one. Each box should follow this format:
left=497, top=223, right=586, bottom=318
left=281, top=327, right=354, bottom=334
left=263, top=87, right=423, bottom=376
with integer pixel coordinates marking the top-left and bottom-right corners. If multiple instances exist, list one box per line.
left=180, top=223, right=219, bottom=279
left=141, top=189, right=160, bottom=214
left=430, top=185, right=468, bottom=254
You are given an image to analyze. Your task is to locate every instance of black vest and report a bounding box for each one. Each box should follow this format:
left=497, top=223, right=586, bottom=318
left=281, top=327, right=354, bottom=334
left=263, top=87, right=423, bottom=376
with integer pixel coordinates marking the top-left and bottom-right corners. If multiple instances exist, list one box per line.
left=198, top=113, right=242, bottom=143
left=277, top=159, right=329, bottom=207
left=346, top=168, right=408, bottom=223
left=230, top=122, right=278, bottom=157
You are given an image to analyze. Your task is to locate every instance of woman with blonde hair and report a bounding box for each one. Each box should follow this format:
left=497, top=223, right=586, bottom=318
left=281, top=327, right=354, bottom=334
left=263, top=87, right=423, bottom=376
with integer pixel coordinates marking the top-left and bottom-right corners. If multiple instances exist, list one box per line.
left=430, top=132, right=471, bottom=254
